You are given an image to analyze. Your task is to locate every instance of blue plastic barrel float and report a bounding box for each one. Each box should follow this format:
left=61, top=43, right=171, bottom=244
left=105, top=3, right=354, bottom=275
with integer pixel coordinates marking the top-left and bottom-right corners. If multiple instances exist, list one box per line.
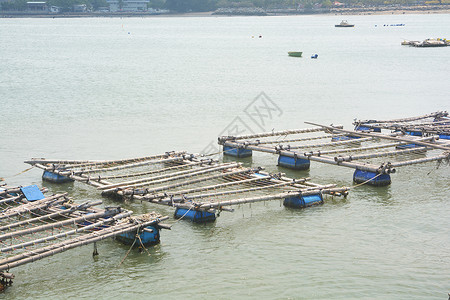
left=331, top=135, right=361, bottom=142
left=283, top=193, right=323, bottom=208
left=405, top=130, right=422, bottom=136
left=394, top=130, right=423, bottom=149
left=354, top=125, right=381, bottom=132
left=174, top=207, right=216, bottom=223
left=353, top=169, right=391, bottom=186
left=439, top=133, right=450, bottom=140
left=223, top=145, right=253, bottom=158
left=42, top=170, right=74, bottom=183
left=278, top=155, right=310, bottom=170
left=115, top=225, right=160, bottom=246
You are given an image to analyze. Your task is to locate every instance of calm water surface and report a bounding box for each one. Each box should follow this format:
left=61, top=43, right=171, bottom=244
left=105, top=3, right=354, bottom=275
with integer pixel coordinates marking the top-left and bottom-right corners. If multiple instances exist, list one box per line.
left=0, top=14, right=449, bottom=299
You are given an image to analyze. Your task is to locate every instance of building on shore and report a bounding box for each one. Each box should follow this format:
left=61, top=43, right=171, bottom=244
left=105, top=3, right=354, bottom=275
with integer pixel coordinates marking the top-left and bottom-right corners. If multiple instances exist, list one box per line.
left=107, top=0, right=149, bottom=12
left=73, top=4, right=86, bottom=12
left=26, top=1, right=47, bottom=11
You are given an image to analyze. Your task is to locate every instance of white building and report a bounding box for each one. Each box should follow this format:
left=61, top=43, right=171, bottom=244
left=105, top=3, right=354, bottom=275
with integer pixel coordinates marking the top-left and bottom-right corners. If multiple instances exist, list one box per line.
left=107, top=0, right=149, bottom=12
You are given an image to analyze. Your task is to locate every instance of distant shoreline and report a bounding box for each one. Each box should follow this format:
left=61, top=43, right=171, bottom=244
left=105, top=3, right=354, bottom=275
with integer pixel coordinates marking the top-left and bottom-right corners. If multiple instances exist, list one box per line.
left=2, top=5, right=450, bottom=18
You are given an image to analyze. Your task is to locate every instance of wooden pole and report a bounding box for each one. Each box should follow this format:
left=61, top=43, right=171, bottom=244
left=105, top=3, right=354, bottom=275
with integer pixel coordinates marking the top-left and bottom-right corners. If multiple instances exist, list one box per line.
left=302, top=137, right=435, bottom=157
left=119, top=167, right=258, bottom=196
left=1, top=211, right=133, bottom=252
left=165, top=182, right=291, bottom=203
left=355, top=111, right=447, bottom=125
left=101, top=163, right=242, bottom=192
left=141, top=174, right=272, bottom=201
left=24, top=151, right=187, bottom=167
left=286, top=137, right=373, bottom=150
left=0, top=194, right=68, bottom=220
left=197, top=188, right=348, bottom=210
left=218, top=127, right=328, bottom=143
left=243, top=134, right=342, bottom=145
left=305, top=122, right=450, bottom=151
left=92, top=159, right=212, bottom=181
left=0, top=194, right=23, bottom=205
left=390, top=153, right=450, bottom=167
left=51, top=156, right=187, bottom=176
left=0, top=207, right=124, bottom=241
left=0, top=214, right=168, bottom=271
left=333, top=146, right=428, bottom=163
left=98, top=162, right=239, bottom=191
left=0, top=200, right=102, bottom=232
left=223, top=141, right=384, bottom=173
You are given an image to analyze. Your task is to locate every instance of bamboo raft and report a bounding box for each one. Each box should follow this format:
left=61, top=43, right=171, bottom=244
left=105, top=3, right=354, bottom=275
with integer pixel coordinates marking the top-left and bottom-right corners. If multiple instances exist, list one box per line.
left=24, top=152, right=349, bottom=223
left=0, top=184, right=168, bottom=288
left=218, top=119, right=450, bottom=186
left=353, top=111, right=450, bottom=138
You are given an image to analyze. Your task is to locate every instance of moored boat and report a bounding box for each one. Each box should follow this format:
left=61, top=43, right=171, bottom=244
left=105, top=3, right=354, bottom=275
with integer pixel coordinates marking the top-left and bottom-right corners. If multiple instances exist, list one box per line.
left=335, top=20, right=354, bottom=27
left=402, top=38, right=448, bottom=47
left=288, top=51, right=302, bottom=57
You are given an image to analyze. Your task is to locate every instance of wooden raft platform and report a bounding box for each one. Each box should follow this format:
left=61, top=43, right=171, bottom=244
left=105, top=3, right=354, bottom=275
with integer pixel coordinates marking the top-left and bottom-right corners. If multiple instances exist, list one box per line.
left=218, top=120, right=450, bottom=186
left=353, top=111, right=450, bottom=138
left=24, top=152, right=349, bottom=223
left=0, top=184, right=168, bottom=287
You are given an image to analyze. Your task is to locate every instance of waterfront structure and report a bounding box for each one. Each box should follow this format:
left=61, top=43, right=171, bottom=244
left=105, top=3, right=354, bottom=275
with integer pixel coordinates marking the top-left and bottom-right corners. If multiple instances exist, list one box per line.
left=107, top=0, right=149, bottom=12
left=218, top=112, right=450, bottom=186
left=25, top=152, right=349, bottom=223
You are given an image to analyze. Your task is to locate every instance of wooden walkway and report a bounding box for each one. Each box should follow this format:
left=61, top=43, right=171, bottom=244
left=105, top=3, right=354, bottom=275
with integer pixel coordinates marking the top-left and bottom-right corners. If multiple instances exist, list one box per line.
left=25, top=153, right=349, bottom=222
left=218, top=114, right=450, bottom=186
left=0, top=184, right=168, bottom=286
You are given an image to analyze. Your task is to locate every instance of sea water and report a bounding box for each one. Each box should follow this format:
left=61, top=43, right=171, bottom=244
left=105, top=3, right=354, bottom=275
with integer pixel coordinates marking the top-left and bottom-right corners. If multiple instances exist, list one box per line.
left=0, top=14, right=449, bottom=299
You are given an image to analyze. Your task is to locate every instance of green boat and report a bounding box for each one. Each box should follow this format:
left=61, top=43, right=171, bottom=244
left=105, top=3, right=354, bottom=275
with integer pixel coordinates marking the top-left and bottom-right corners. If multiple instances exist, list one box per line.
left=288, top=51, right=302, bottom=57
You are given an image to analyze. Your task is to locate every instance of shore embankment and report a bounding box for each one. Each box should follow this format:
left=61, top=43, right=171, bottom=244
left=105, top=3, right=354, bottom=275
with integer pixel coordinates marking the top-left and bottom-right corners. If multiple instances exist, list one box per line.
left=1, top=5, right=450, bottom=18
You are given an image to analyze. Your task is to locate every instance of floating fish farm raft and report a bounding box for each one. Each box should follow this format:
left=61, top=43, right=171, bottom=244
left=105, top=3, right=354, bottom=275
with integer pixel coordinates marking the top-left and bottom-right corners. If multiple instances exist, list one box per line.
left=0, top=183, right=168, bottom=286
left=218, top=112, right=450, bottom=186
left=353, top=111, right=450, bottom=138
left=25, top=152, right=349, bottom=223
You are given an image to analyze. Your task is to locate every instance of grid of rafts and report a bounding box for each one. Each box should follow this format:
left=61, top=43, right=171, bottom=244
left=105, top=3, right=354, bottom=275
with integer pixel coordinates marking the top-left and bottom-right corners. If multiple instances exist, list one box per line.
left=353, top=111, right=450, bottom=138
left=218, top=120, right=450, bottom=186
left=0, top=184, right=167, bottom=284
left=25, top=152, right=349, bottom=223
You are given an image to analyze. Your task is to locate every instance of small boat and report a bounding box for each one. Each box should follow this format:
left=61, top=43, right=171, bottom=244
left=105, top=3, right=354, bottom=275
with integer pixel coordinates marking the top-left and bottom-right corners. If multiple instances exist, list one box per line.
left=288, top=51, right=302, bottom=57
left=335, top=20, right=354, bottom=27
left=401, top=40, right=417, bottom=46
left=311, top=54, right=318, bottom=59
left=415, top=39, right=447, bottom=47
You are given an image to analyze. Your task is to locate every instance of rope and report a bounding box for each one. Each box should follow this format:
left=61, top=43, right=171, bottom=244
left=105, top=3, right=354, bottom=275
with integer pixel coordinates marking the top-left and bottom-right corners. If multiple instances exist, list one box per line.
left=118, top=236, right=137, bottom=266
left=170, top=206, right=193, bottom=225
left=202, top=150, right=224, bottom=157
left=350, top=173, right=383, bottom=189
left=136, top=232, right=151, bottom=256
left=1, top=167, right=34, bottom=180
